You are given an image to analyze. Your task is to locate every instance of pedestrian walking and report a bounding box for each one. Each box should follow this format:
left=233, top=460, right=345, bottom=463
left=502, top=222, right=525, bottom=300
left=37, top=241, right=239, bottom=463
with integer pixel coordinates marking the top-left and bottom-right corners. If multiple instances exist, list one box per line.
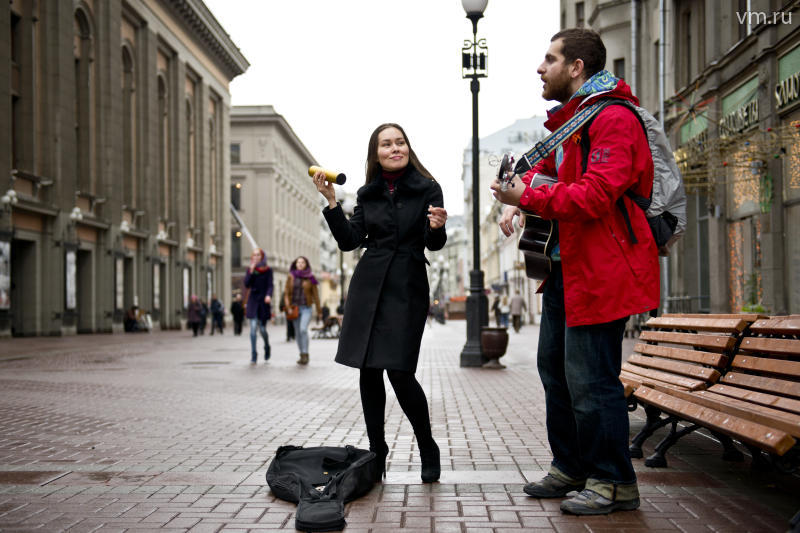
left=510, top=290, right=527, bottom=333
left=199, top=300, right=208, bottom=335
left=187, top=295, right=202, bottom=337
left=244, top=248, right=273, bottom=364
left=314, top=123, right=448, bottom=483
left=491, top=296, right=501, bottom=327
left=230, top=293, right=244, bottom=335
left=209, top=294, right=224, bottom=335
left=493, top=28, right=659, bottom=515
left=279, top=289, right=295, bottom=342
left=284, top=256, right=321, bottom=365
left=499, top=295, right=511, bottom=328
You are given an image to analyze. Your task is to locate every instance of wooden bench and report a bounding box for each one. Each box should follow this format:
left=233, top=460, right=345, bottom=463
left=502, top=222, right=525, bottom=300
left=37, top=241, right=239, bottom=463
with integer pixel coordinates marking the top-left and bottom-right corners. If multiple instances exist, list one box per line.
left=622, top=314, right=763, bottom=464
left=630, top=315, right=800, bottom=470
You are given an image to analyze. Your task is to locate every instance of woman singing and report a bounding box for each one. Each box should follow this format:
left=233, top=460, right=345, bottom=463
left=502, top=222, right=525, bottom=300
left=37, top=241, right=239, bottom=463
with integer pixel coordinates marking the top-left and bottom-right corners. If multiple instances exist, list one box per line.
left=313, top=123, right=448, bottom=482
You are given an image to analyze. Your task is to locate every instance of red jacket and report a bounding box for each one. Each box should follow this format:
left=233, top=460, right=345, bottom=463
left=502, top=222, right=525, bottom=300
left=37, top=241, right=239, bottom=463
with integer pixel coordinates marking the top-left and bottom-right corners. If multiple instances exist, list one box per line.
left=518, top=80, right=659, bottom=326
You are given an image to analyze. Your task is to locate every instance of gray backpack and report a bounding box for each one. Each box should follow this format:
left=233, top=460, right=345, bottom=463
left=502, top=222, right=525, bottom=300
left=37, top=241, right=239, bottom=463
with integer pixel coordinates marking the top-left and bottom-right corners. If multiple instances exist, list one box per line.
left=580, top=99, right=687, bottom=256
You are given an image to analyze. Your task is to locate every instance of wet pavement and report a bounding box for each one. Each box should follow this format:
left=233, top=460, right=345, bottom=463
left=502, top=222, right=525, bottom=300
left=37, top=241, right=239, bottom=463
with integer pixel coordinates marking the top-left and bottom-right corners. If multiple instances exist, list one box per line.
left=0, top=320, right=798, bottom=532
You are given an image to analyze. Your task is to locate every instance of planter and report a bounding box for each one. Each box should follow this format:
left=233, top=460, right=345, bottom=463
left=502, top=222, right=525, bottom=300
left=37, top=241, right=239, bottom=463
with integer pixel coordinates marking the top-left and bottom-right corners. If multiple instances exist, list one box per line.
left=480, top=326, right=509, bottom=369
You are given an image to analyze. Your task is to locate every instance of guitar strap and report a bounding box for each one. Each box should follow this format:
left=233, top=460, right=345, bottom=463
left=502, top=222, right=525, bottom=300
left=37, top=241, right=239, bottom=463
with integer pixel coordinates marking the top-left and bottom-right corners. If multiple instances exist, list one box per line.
left=513, top=95, right=613, bottom=176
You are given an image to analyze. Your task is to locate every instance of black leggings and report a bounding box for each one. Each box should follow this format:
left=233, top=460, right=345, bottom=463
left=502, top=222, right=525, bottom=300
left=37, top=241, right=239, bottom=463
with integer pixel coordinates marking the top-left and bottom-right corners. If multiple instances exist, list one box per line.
left=359, top=368, right=434, bottom=451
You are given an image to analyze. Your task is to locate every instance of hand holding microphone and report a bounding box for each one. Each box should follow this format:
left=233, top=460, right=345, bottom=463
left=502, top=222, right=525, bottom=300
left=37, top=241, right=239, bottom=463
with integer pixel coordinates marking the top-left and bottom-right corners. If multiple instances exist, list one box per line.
left=308, top=166, right=346, bottom=185
left=310, top=166, right=340, bottom=208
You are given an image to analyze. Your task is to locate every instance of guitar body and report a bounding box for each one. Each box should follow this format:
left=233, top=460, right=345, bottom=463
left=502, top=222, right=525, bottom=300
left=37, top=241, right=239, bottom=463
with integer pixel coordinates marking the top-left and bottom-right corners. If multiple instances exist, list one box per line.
left=497, top=155, right=558, bottom=281
left=518, top=212, right=557, bottom=281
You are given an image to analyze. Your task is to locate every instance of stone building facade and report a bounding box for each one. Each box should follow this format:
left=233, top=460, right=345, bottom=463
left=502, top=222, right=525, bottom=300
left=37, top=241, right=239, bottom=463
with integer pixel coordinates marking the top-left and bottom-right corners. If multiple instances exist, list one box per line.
left=560, top=0, right=800, bottom=315
left=229, top=106, right=324, bottom=306
left=0, top=0, right=248, bottom=336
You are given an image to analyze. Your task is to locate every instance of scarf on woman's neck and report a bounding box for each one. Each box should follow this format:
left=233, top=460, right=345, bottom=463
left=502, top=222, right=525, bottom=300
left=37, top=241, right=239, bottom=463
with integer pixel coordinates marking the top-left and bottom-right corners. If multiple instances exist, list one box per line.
left=253, top=257, right=270, bottom=274
left=382, top=168, right=406, bottom=193
left=291, top=266, right=318, bottom=285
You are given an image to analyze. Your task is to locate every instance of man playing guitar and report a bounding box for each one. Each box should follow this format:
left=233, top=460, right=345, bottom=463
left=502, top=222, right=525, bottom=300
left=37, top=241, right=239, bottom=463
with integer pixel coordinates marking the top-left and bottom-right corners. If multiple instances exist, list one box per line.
left=490, top=28, right=659, bottom=516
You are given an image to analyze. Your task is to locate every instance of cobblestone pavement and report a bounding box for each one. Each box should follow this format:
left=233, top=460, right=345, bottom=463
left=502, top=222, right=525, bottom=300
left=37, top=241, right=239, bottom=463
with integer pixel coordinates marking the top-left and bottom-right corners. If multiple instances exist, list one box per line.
left=0, top=321, right=798, bottom=532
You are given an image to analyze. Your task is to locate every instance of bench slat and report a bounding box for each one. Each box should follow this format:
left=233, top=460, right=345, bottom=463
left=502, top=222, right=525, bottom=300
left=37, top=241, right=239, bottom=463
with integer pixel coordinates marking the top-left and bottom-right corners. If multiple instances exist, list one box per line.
left=647, top=385, right=800, bottom=438
left=646, top=316, right=748, bottom=333
left=635, top=343, right=728, bottom=368
left=627, top=354, right=721, bottom=383
left=620, top=370, right=691, bottom=392
left=639, top=330, right=735, bottom=352
left=633, top=386, right=796, bottom=455
left=731, top=354, right=800, bottom=379
left=721, top=372, right=800, bottom=400
left=739, top=337, right=800, bottom=358
left=622, top=363, right=708, bottom=391
left=750, top=316, right=800, bottom=336
left=708, top=384, right=800, bottom=415
left=664, top=313, right=766, bottom=322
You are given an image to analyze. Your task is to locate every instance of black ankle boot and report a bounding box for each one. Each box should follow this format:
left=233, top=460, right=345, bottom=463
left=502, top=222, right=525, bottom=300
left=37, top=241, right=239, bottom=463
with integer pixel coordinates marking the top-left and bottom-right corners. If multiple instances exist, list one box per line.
left=420, top=441, right=440, bottom=483
left=370, top=442, right=388, bottom=481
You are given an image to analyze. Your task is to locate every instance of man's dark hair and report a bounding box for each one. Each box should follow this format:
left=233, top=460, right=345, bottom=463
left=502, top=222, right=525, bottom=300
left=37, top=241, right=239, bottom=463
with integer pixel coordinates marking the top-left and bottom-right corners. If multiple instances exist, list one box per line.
left=551, top=28, right=606, bottom=79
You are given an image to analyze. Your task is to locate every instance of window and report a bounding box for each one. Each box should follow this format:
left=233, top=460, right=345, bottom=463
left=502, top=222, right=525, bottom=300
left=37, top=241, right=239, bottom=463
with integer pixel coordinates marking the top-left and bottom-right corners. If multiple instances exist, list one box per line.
left=11, top=11, right=21, bottom=169
left=186, top=97, right=195, bottom=227
left=613, top=58, right=625, bottom=80
left=575, top=2, right=585, bottom=28
left=682, top=10, right=692, bottom=86
left=122, top=45, right=136, bottom=207
left=74, top=9, right=94, bottom=193
left=157, top=73, right=170, bottom=219
left=738, top=0, right=750, bottom=40
left=230, top=143, right=241, bottom=164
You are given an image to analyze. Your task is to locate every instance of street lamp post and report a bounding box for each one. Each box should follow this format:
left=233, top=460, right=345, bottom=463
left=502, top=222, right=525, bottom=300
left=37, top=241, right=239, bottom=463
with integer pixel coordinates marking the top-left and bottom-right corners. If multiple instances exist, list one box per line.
left=460, top=0, right=489, bottom=367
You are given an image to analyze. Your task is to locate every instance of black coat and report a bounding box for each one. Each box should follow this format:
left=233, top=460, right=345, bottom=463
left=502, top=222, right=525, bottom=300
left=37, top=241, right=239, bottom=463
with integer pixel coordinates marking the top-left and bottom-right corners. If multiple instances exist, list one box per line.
left=323, top=168, right=446, bottom=372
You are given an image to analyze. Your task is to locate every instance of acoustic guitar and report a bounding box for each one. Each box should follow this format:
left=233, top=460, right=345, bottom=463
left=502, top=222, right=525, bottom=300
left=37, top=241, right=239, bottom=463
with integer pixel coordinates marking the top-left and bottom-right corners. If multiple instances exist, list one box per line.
left=497, top=153, right=558, bottom=281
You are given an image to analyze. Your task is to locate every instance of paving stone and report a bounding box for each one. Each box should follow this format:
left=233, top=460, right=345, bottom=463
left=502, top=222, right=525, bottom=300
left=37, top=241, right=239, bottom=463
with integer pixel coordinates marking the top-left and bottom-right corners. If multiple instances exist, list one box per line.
left=0, top=323, right=797, bottom=532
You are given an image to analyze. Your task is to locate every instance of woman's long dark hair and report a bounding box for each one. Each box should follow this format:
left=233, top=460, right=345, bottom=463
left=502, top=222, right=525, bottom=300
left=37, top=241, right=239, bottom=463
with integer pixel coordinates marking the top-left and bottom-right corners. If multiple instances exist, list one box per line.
left=364, top=123, right=435, bottom=185
left=290, top=256, right=312, bottom=272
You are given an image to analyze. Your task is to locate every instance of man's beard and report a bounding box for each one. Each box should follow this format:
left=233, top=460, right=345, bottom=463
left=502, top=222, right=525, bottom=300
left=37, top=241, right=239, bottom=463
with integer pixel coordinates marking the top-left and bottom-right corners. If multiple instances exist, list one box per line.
left=543, top=74, right=573, bottom=103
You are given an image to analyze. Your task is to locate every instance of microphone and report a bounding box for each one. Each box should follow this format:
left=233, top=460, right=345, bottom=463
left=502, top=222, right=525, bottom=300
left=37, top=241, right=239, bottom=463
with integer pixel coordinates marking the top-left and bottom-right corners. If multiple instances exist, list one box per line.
left=308, top=166, right=346, bottom=185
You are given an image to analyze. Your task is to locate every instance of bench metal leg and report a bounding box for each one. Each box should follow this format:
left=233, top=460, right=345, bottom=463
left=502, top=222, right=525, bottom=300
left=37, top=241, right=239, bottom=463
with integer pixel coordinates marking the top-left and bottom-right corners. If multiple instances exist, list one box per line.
left=744, top=443, right=772, bottom=471
left=630, top=404, right=669, bottom=459
left=645, top=418, right=700, bottom=468
left=709, top=431, right=744, bottom=462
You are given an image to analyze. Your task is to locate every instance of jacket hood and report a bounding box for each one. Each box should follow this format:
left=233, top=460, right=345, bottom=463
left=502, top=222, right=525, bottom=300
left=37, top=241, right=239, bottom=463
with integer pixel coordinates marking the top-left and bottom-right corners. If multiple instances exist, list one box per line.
left=544, top=74, right=639, bottom=132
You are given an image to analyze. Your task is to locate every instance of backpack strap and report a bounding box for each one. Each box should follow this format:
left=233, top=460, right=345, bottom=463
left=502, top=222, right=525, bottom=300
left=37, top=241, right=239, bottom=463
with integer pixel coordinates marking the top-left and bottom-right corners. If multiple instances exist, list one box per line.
left=578, top=99, right=651, bottom=245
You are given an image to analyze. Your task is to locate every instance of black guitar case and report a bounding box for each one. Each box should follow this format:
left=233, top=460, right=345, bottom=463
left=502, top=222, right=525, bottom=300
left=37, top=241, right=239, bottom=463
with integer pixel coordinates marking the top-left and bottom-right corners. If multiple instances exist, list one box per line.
left=266, top=445, right=379, bottom=532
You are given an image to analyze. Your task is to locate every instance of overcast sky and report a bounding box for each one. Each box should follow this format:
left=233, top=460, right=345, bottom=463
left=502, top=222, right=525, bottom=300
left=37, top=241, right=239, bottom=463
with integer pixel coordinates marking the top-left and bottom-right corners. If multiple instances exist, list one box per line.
left=204, top=0, right=560, bottom=214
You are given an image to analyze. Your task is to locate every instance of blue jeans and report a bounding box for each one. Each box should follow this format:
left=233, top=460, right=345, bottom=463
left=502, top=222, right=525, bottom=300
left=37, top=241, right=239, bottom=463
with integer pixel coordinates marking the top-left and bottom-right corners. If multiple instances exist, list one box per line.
left=292, top=305, right=312, bottom=354
left=249, top=318, right=270, bottom=361
left=537, top=262, right=635, bottom=485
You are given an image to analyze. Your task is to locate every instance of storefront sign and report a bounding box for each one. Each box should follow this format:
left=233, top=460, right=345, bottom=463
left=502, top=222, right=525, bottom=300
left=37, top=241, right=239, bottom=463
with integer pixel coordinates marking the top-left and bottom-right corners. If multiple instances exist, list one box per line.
left=775, top=71, right=800, bottom=109
left=776, top=45, right=800, bottom=110
left=719, top=100, right=758, bottom=138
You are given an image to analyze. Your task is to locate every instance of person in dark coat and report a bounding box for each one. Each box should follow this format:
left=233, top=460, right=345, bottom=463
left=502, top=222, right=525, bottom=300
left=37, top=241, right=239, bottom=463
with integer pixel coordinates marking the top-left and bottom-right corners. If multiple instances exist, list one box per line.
left=243, top=248, right=273, bottom=364
left=209, top=294, right=224, bottom=335
left=314, top=123, right=448, bottom=483
left=187, top=295, right=202, bottom=337
left=230, top=293, right=245, bottom=335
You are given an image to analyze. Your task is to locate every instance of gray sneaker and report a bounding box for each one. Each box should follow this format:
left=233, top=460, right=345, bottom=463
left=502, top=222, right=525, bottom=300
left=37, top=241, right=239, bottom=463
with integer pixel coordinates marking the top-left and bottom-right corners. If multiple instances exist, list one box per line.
left=523, top=473, right=586, bottom=498
left=560, top=487, right=640, bottom=515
